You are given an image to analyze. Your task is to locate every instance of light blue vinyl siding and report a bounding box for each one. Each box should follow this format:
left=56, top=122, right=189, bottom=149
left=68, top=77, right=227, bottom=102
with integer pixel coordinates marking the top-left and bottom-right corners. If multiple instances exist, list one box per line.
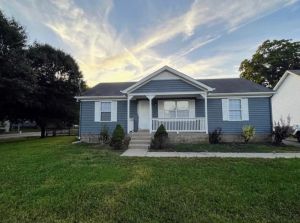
left=132, top=79, right=202, bottom=93
left=80, top=101, right=127, bottom=135
left=207, top=98, right=272, bottom=134
left=196, top=99, right=205, bottom=117
left=79, top=97, right=272, bottom=135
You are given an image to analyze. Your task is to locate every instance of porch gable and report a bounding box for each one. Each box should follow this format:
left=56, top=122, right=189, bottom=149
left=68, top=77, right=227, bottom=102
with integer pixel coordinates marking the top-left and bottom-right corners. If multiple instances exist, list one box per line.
left=121, top=66, right=214, bottom=94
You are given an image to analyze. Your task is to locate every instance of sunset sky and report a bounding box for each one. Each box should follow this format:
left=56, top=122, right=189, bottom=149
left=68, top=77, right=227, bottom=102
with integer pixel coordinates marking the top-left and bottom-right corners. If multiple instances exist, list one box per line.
left=1, top=0, right=300, bottom=86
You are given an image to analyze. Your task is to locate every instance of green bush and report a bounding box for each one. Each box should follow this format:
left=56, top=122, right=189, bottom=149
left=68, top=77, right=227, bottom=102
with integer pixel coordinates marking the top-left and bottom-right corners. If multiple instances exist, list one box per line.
left=110, top=124, right=125, bottom=149
left=123, top=135, right=131, bottom=149
left=150, top=124, right=169, bottom=150
left=272, top=118, right=293, bottom=145
left=99, top=125, right=110, bottom=144
left=241, top=125, right=255, bottom=143
left=209, top=128, right=222, bottom=144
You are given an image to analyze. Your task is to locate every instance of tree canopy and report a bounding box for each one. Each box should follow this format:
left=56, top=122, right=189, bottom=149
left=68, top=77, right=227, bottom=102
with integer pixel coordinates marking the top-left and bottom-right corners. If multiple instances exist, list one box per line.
left=239, top=39, right=300, bottom=88
left=27, top=43, right=85, bottom=137
left=0, top=10, right=86, bottom=137
left=0, top=11, right=34, bottom=121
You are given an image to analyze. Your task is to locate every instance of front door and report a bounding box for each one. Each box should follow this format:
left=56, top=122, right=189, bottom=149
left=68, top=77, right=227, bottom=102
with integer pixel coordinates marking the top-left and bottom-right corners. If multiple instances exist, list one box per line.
left=138, top=100, right=150, bottom=130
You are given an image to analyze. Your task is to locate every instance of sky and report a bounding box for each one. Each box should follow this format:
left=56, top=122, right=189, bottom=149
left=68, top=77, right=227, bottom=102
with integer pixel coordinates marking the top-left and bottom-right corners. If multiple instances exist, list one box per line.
left=0, top=0, right=300, bottom=87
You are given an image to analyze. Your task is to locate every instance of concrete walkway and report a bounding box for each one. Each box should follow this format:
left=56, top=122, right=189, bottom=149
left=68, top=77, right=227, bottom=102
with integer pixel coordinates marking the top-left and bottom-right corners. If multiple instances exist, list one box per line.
left=283, top=138, right=300, bottom=147
left=121, top=149, right=300, bottom=158
left=0, top=132, right=41, bottom=139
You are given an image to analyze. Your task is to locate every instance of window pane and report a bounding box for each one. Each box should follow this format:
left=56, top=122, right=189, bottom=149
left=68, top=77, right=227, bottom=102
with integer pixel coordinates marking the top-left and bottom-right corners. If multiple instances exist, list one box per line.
left=101, top=112, right=111, bottom=121
left=177, top=101, right=189, bottom=110
left=229, top=99, right=241, bottom=110
left=164, top=101, right=176, bottom=111
left=229, top=110, right=241, bottom=121
left=164, top=110, right=176, bottom=118
left=101, top=102, right=111, bottom=112
left=177, top=110, right=189, bottom=118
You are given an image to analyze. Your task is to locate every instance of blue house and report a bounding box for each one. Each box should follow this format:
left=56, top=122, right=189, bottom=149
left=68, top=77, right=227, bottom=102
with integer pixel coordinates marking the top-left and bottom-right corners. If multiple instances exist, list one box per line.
left=76, top=66, right=274, bottom=143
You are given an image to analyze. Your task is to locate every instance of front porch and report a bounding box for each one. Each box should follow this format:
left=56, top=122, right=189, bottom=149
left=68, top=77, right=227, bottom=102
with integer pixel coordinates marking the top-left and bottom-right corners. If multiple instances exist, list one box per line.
left=127, top=92, right=208, bottom=134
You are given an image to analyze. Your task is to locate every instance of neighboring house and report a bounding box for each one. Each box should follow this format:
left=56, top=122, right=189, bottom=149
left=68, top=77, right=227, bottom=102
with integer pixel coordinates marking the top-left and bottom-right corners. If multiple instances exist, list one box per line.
left=272, top=70, right=300, bottom=126
left=76, top=66, right=274, bottom=143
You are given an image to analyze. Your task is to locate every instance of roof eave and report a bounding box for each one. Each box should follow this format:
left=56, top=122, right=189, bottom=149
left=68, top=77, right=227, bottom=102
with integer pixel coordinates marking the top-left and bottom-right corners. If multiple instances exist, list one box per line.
left=208, top=91, right=274, bottom=97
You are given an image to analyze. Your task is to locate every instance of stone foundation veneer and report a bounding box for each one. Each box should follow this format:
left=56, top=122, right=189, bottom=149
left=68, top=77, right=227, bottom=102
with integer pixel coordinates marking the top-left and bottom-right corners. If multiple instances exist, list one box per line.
left=80, top=134, right=101, bottom=143
left=151, top=132, right=272, bottom=144
left=80, top=133, right=272, bottom=144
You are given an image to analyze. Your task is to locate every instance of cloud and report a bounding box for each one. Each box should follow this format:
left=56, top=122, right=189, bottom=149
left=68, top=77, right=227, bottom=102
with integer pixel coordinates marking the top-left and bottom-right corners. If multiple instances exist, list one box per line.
left=1, top=0, right=297, bottom=86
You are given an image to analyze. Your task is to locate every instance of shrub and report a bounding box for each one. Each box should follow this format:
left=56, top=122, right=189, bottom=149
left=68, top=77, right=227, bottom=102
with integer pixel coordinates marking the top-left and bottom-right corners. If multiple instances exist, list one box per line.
left=241, top=125, right=255, bottom=143
left=272, top=118, right=293, bottom=145
left=150, top=124, right=169, bottom=150
left=123, top=135, right=131, bottom=149
left=209, top=128, right=222, bottom=144
left=99, top=125, right=110, bottom=144
left=110, top=124, right=125, bottom=149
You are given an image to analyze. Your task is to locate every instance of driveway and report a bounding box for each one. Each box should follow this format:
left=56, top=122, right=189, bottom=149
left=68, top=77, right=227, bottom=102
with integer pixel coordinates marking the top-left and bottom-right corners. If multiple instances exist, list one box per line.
left=0, top=132, right=41, bottom=139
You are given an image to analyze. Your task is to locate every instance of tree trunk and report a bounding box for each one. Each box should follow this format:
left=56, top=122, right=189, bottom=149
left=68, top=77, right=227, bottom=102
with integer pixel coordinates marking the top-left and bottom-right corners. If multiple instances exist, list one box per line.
left=53, top=129, right=56, bottom=137
left=40, top=126, right=46, bottom=138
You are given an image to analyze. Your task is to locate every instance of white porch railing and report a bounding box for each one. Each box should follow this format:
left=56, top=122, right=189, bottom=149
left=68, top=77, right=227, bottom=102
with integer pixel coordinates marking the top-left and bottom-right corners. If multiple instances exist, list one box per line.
left=152, top=117, right=206, bottom=132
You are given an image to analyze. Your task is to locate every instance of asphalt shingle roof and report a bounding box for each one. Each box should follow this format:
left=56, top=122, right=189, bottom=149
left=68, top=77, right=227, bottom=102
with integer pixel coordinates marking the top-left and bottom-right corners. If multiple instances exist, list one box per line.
left=288, top=70, right=300, bottom=75
left=82, top=78, right=272, bottom=96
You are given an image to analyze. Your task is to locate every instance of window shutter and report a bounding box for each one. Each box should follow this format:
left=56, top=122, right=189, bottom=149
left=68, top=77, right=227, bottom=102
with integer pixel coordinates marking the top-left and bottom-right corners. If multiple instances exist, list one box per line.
left=222, top=99, right=229, bottom=121
left=158, top=100, right=164, bottom=118
left=94, top=101, right=101, bottom=122
left=189, top=100, right=195, bottom=118
left=111, top=101, right=118, bottom=122
left=241, top=98, right=249, bottom=121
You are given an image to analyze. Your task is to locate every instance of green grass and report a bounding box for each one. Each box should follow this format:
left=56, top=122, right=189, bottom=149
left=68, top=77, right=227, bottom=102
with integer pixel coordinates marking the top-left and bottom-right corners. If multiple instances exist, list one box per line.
left=170, top=143, right=300, bottom=153
left=0, top=137, right=300, bottom=222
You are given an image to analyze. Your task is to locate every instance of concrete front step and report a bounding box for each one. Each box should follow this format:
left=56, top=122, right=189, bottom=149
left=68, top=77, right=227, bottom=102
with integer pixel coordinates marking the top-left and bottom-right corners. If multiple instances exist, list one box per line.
left=130, top=140, right=150, bottom=144
left=129, top=131, right=151, bottom=150
left=130, top=137, right=151, bottom=141
left=129, top=144, right=149, bottom=149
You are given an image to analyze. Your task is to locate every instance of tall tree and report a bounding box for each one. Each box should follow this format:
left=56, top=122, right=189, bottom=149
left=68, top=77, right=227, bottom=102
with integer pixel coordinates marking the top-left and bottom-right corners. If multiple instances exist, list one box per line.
left=27, top=43, right=85, bottom=137
left=0, top=10, right=34, bottom=121
left=239, top=39, right=300, bottom=88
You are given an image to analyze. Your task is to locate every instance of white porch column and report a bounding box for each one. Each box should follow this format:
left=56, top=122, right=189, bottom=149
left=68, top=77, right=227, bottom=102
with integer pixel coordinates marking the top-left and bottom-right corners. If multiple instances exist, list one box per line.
left=204, top=92, right=208, bottom=134
left=146, top=95, right=155, bottom=133
left=127, top=95, right=133, bottom=134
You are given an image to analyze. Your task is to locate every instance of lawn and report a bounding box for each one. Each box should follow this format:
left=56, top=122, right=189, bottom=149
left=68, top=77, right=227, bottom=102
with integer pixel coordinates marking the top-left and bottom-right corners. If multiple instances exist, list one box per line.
left=0, top=137, right=299, bottom=222
left=170, top=143, right=300, bottom=153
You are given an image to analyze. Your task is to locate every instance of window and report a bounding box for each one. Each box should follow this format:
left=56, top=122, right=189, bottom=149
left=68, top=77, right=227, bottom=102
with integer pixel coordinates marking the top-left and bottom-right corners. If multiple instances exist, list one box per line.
left=163, top=100, right=190, bottom=118
left=177, top=101, right=189, bottom=118
left=164, top=101, right=176, bottom=118
left=101, top=102, right=111, bottom=121
left=229, top=99, right=242, bottom=121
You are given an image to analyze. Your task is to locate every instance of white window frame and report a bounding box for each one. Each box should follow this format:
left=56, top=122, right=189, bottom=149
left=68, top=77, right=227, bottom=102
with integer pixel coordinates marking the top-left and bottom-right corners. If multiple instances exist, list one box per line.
left=228, top=98, right=242, bottom=121
left=163, top=100, right=190, bottom=119
left=100, top=101, right=112, bottom=122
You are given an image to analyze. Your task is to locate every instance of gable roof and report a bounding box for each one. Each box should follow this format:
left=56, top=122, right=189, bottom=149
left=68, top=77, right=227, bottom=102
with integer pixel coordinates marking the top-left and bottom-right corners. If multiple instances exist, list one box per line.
left=121, top=66, right=215, bottom=93
left=81, top=78, right=273, bottom=97
left=274, top=70, right=300, bottom=90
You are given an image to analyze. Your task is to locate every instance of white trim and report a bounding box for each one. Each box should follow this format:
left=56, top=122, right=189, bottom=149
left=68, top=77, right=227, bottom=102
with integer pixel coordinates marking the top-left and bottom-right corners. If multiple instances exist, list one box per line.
left=208, top=92, right=274, bottom=98
left=127, top=95, right=133, bottom=133
left=146, top=95, right=155, bottom=133
left=75, top=95, right=126, bottom=100
left=204, top=92, right=208, bottom=134
left=273, top=70, right=299, bottom=90
left=129, top=91, right=204, bottom=96
left=121, top=66, right=214, bottom=93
